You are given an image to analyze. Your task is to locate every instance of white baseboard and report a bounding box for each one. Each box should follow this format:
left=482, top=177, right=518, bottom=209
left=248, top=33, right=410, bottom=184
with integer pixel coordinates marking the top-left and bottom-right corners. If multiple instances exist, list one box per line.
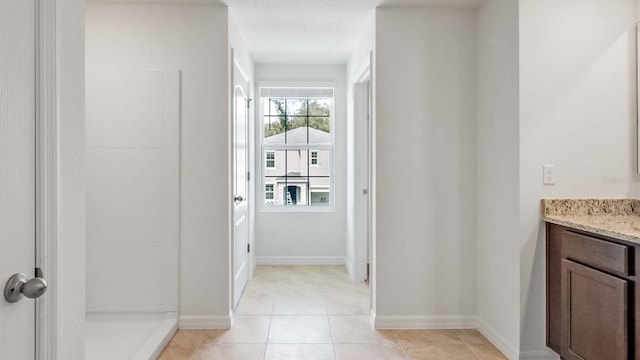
left=373, top=315, right=476, bottom=329
left=249, top=257, right=257, bottom=279
left=135, top=318, right=177, bottom=360
left=519, top=350, right=560, bottom=360
left=345, top=256, right=354, bottom=279
left=178, top=315, right=232, bottom=329
left=255, top=256, right=345, bottom=265
left=369, top=310, right=376, bottom=328
left=475, top=317, right=519, bottom=360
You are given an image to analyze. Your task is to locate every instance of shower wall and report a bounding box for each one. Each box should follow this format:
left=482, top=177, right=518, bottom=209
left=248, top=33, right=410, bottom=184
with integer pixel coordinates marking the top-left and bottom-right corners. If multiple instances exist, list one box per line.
left=85, top=68, right=180, bottom=313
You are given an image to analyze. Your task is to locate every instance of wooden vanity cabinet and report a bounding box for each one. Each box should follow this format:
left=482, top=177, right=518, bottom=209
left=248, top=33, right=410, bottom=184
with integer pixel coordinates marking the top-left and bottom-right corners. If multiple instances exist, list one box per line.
left=547, top=223, right=636, bottom=360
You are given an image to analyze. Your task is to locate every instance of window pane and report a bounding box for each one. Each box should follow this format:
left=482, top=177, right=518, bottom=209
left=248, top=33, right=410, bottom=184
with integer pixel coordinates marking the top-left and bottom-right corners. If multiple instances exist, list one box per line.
left=285, top=117, right=308, bottom=145
left=309, top=150, right=330, bottom=176
left=264, top=98, right=286, bottom=142
left=261, top=94, right=333, bottom=209
left=308, top=117, right=330, bottom=140
left=310, top=190, right=330, bottom=206
left=264, top=115, right=285, bottom=143
left=308, top=98, right=330, bottom=116
left=280, top=177, right=309, bottom=206
left=286, top=98, right=306, bottom=116
left=264, top=150, right=286, bottom=176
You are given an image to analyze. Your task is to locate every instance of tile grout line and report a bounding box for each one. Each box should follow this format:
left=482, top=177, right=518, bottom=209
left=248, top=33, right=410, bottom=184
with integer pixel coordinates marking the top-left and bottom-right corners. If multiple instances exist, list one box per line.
left=463, top=340, right=486, bottom=360
left=188, top=331, right=206, bottom=360
left=388, top=330, right=411, bottom=360
left=262, top=314, right=273, bottom=360
left=261, top=267, right=279, bottom=360
left=326, top=314, right=338, bottom=360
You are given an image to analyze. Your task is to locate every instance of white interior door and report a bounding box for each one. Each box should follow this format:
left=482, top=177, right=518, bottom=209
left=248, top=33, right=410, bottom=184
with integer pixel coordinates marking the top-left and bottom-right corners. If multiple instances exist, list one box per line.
left=354, top=79, right=371, bottom=282
left=1, top=0, right=38, bottom=358
left=233, top=56, right=250, bottom=309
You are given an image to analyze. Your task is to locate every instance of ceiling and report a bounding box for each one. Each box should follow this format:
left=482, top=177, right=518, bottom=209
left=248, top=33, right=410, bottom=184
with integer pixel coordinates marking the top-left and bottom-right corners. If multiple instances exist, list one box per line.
left=225, top=0, right=379, bottom=64
left=226, top=0, right=485, bottom=64
left=88, top=0, right=485, bottom=64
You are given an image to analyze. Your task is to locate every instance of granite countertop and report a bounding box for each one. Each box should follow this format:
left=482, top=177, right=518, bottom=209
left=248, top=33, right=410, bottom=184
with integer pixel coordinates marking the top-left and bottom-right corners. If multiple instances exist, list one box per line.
left=542, top=199, right=640, bottom=244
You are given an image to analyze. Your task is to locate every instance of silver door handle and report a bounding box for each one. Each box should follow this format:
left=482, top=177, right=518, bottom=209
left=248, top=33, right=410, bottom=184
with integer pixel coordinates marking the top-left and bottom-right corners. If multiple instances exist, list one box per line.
left=234, top=195, right=244, bottom=202
left=4, top=273, right=47, bottom=303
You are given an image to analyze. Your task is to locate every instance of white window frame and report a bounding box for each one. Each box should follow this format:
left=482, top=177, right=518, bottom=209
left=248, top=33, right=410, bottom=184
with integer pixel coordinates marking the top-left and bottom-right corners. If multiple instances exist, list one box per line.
left=258, top=82, right=335, bottom=212
left=310, top=150, right=318, bottom=166
left=265, top=150, right=275, bottom=169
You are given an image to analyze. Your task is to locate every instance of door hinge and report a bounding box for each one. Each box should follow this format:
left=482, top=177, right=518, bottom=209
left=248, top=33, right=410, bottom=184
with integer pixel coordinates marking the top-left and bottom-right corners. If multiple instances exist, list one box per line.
left=247, top=244, right=251, bottom=253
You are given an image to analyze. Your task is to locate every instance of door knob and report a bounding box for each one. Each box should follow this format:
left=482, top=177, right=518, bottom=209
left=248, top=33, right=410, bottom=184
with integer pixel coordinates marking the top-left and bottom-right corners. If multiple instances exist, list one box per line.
left=4, top=272, right=47, bottom=303
left=234, top=195, right=244, bottom=202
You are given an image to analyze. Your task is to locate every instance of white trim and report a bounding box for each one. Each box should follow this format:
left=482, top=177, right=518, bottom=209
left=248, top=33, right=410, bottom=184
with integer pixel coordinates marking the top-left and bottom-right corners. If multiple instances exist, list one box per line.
left=345, top=255, right=354, bottom=279
left=259, top=81, right=336, bottom=90
left=373, top=315, right=476, bottom=329
left=132, top=317, right=177, bottom=360
left=255, top=256, right=345, bottom=265
left=637, top=22, right=640, bottom=174
left=475, top=317, right=519, bottom=360
left=258, top=81, right=336, bottom=213
left=352, top=59, right=371, bottom=284
left=369, top=310, right=376, bottom=328
left=36, top=0, right=58, bottom=359
left=519, top=350, right=560, bottom=360
left=178, top=315, right=233, bottom=329
left=353, top=56, right=371, bottom=83
left=367, top=49, right=377, bottom=337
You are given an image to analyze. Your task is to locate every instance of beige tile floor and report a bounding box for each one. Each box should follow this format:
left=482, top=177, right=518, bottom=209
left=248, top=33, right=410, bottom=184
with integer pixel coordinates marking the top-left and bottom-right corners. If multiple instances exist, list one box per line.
left=159, top=265, right=507, bottom=360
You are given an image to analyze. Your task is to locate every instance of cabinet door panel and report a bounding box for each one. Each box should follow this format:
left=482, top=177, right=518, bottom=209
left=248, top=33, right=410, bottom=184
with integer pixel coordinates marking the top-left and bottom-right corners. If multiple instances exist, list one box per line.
left=561, top=259, right=628, bottom=360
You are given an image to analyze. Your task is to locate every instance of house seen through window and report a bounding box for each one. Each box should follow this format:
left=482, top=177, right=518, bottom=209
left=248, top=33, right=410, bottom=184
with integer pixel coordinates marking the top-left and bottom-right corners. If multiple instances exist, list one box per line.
left=261, top=87, right=333, bottom=207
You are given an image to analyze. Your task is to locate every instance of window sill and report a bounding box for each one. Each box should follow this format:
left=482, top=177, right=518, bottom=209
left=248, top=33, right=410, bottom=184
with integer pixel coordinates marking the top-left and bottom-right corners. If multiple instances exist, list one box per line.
left=260, top=206, right=335, bottom=213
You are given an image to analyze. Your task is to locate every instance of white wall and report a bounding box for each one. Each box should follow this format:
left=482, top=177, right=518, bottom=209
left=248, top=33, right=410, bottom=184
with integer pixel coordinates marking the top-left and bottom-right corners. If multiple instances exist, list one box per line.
left=57, top=0, right=86, bottom=358
left=254, top=64, right=347, bottom=263
left=519, top=0, right=638, bottom=355
left=475, top=0, right=520, bottom=358
left=374, top=7, right=477, bottom=322
left=86, top=3, right=232, bottom=323
left=85, top=69, right=180, bottom=313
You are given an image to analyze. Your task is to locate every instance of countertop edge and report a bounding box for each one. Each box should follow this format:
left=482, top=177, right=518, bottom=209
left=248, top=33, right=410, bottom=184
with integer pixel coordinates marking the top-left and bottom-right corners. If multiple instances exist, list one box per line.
left=543, top=216, right=640, bottom=244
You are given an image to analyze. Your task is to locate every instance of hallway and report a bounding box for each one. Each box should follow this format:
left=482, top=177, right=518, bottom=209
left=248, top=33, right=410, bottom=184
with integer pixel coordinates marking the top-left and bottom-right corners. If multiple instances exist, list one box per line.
left=159, top=266, right=506, bottom=359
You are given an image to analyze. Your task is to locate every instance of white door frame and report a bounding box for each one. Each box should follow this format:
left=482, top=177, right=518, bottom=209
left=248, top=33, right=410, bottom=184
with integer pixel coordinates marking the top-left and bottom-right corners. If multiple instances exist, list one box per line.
left=229, top=49, right=252, bottom=316
left=352, top=52, right=376, bottom=324
left=353, top=57, right=372, bottom=283
left=35, top=0, right=58, bottom=358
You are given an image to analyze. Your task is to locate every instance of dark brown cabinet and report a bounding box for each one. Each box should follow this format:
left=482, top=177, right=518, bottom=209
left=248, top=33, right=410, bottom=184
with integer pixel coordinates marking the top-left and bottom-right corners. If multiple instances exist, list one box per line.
left=547, top=223, right=636, bottom=360
left=560, top=259, right=628, bottom=360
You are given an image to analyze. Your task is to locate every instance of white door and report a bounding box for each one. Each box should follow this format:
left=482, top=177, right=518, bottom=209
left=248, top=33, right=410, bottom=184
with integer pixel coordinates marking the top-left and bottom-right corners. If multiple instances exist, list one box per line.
left=233, top=56, right=250, bottom=309
left=1, top=0, right=39, bottom=358
left=354, top=79, right=371, bottom=282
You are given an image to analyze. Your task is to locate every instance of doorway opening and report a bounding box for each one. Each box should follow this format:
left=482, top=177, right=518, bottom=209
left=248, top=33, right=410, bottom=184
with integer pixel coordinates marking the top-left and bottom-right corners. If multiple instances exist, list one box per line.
left=230, top=63, right=374, bottom=344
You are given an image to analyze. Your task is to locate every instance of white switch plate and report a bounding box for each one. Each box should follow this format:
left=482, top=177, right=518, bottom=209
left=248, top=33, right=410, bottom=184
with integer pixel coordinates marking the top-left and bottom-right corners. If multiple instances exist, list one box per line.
left=543, top=164, right=556, bottom=185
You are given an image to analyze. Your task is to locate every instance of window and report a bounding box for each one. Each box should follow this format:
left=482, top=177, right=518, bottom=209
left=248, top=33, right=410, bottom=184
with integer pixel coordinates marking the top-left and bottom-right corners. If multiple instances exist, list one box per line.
left=266, top=151, right=275, bottom=169
left=265, top=184, right=274, bottom=200
left=261, top=86, right=333, bottom=208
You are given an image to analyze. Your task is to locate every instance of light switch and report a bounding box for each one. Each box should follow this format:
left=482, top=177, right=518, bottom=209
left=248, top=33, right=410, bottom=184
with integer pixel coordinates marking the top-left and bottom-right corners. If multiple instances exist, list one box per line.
left=543, top=164, right=556, bottom=185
